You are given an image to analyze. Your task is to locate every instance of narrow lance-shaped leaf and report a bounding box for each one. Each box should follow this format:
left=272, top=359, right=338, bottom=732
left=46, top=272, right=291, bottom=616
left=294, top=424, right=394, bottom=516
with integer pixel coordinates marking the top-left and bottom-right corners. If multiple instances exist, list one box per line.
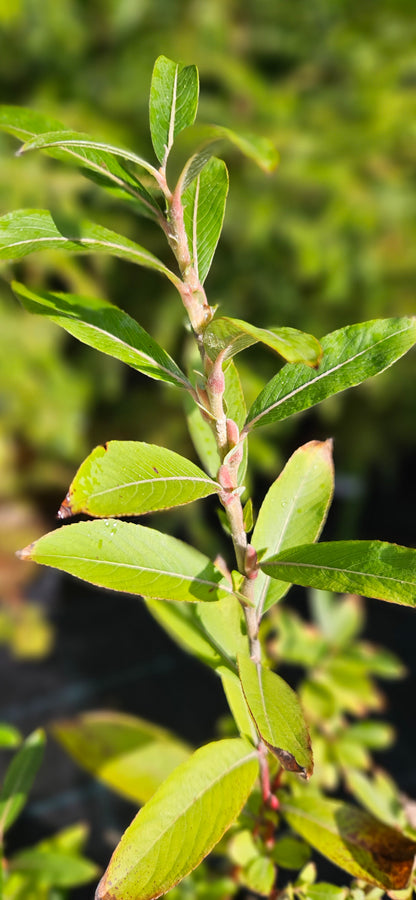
left=17, top=520, right=233, bottom=603
left=13, top=282, right=189, bottom=389
left=0, top=209, right=179, bottom=286
left=182, top=157, right=229, bottom=283
left=174, top=123, right=278, bottom=192
left=280, top=792, right=416, bottom=890
left=260, top=540, right=416, bottom=607
left=0, top=729, right=45, bottom=838
left=96, top=738, right=259, bottom=900
left=203, top=316, right=322, bottom=367
left=58, top=440, right=220, bottom=519
left=52, top=711, right=191, bottom=805
left=149, top=56, right=199, bottom=165
left=0, top=107, right=162, bottom=220
left=252, top=440, right=334, bottom=615
left=245, top=317, right=416, bottom=431
left=238, top=653, right=313, bottom=778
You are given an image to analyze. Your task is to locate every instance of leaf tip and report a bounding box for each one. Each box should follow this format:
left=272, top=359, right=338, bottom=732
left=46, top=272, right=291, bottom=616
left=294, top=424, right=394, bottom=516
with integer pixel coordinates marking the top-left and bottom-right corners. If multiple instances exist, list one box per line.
left=264, top=742, right=313, bottom=780
left=57, top=491, right=74, bottom=520
left=16, top=542, right=34, bottom=561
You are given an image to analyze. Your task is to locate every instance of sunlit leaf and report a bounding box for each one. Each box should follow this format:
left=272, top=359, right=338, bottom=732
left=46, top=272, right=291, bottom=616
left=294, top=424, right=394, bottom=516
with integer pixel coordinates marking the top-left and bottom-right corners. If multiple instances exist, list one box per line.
left=280, top=792, right=416, bottom=890
left=0, top=210, right=179, bottom=285
left=203, top=316, right=322, bottom=367
left=176, top=123, right=278, bottom=191
left=238, top=653, right=313, bottom=777
left=13, top=282, right=189, bottom=389
left=147, top=592, right=242, bottom=671
left=58, top=440, right=219, bottom=519
left=0, top=106, right=161, bottom=219
left=149, top=56, right=199, bottom=165
left=246, top=318, right=416, bottom=430
left=260, top=540, right=416, bottom=606
left=345, top=769, right=407, bottom=830
left=53, top=711, right=191, bottom=805
left=96, top=738, right=258, bottom=900
left=219, top=667, right=259, bottom=743
left=0, top=729, right=45, bottom=837
left=252, top=440, right=334, bottom=614
left=18, top=520, right=233, bottom=602
left=182, top=157, right=228, bottom=283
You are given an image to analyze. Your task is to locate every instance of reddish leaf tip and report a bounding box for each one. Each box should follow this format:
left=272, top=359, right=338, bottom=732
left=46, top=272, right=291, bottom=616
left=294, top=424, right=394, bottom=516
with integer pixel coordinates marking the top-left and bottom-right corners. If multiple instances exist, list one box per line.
left=57, top=492, right=74, bottom=519
left=16, top=543, right=34, bottom=561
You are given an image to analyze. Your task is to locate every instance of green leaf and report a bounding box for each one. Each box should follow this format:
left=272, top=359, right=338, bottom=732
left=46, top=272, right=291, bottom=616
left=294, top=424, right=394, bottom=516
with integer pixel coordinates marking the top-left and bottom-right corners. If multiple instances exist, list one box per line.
left=96, top=738, right=258, bottom=900
left=345, top=769, right=407, bottom=830
left=175, top=123, right=278, bottom=191
left=0, top=209, right=179, bottom=285
left=0, top=724, right=21, bottom=748
left=10, top=849, right=99, bottom=889
left=0, top=106, right=161, bottom=219
left=252, top=440, right=334, bottom=614
left=149, top=56, right=199, bottom=165
left=260, top=540, right=416, bottom=606
left=271, top=836, right=311, bottom=870
left=147, top=593, right=243, bottom=671
left=58, top=440, right=219, bottom=519
left=241, top=856, right=276, bottom=896
left=346, top=721, right=395, bottom=750
left=237, top=653, right=313, bottom=778
left=305, top=884, right=348, bottom=900
left=17, top=520, right=233, bottom=603
left=203, top=317, right=322, bottom=367
left=219, top=668, right=258, bottom=743
left=280, top=792, right=416, bottom=890
left=245, top=318, right=416, bottom=430
left=13, top=282, right=189, bottom=389
left=52, top=711, right=191, bottom=805
left=182, top=157, right=228, bottom=283
left=0, top=729, right=45, bottom=837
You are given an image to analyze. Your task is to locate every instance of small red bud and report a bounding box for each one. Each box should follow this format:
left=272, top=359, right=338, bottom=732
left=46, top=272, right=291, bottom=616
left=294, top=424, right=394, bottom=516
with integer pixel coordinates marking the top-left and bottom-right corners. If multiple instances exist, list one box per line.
left=226, top=418, right=240, bottom=448
left=218, top=465, right=235, bottom=491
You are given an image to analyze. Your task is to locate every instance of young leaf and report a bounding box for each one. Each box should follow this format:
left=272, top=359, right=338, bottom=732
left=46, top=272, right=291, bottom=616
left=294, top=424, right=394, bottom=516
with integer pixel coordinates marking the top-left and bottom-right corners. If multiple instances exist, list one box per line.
left=95, top=738, right=258, bottom=900
left=182, top=157, right=229, bottom=283
left=17, top=520, right=233, bottom=603
left=149, top=56, right=199, bottom=166
left=0, top=106, right=161, bottom=219
left=252, top=440, right=334, bottom=615
left=245, top=317, right=416, bottom=431
left=147, top=593, right=242, bottom=672
left=10, top=848, right=99, bottom=889
left=0, top=724, right=21, bottom=748
left=175, top=123, right=278, bottom=192
left=13, top=282, right=189, bottom=389
left=203, top=317, right=322, bottom=367
left=238, top=654, right=313, bottom=778
left=0, top=729, right=45, bottom=838
left=53, top=711, right=191, bottom=805
left=280, top=792, right=416, bottom=890
left=58, top=440, right=220, bottom=519
left=260, top=540, right=416, bottom=606
left=0, top=209, right=179, bottom=285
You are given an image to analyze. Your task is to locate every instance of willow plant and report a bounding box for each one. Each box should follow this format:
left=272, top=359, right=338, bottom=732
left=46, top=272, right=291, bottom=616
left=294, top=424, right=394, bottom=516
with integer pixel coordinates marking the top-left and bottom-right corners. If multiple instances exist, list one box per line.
left=1, top=56, right=416, bottom=900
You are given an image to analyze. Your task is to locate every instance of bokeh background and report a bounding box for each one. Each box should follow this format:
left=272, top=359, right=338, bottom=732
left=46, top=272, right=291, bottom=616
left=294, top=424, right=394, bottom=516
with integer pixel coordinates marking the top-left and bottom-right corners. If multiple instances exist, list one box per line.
left=0, top=0, right=415, bottom=894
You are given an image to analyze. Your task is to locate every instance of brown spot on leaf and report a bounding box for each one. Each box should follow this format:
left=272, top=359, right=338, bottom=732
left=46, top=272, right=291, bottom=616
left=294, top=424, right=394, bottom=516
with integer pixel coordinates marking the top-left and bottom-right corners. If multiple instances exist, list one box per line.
left=15, top=542, right=35, bottom=561
left=152, top=466, right=159, bottom=474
